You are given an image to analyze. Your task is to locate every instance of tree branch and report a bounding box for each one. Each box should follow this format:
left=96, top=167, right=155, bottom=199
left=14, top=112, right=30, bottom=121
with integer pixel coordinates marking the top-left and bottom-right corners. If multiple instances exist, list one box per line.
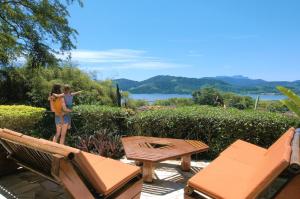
left=0, top=13, right=20, bottom=37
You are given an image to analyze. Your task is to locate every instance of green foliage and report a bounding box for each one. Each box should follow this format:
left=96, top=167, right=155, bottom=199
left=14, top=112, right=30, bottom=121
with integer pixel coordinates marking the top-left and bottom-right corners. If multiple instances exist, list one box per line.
left=75, top=129, right=124, bottom=159
left=125, top=99, right=149, bottom=109
left=0, top=0, right=83, bottom=67
left=2, top=104, right=297, bottom=160
left=71, top=105, right=134, bottom=135
left=116, top=84, right=121, bottom=107
left=193, top=89, right=254, bottom=110
left=121, top=91, right=149, bottom=109
left=128, top=106, right=299, bottom=159
left=0, top=105, right=45, bottom=132
left=0, top=65, right=118, bottom=107
left=154, top=98, right=194, bottom=106
left=257, top=100, right=288, bottom=113
left=192, top=87, right=224, bottom=106
left=0, top=67, right=28, bottom=104
left=277, top=86, right=300, bottom=117
left=223, top=93, right=254, bottom=110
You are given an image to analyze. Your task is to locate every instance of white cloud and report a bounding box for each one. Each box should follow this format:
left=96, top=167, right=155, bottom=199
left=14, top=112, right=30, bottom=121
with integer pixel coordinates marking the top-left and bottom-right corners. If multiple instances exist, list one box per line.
left=71, top=49, right=145, bottom=63
left=69, top=49, right=187, bottom=70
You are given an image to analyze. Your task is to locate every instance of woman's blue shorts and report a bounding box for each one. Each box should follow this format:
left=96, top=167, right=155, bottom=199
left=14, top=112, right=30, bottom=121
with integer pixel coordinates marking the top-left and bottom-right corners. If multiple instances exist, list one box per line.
left=55, top=114, right=71, bottom=125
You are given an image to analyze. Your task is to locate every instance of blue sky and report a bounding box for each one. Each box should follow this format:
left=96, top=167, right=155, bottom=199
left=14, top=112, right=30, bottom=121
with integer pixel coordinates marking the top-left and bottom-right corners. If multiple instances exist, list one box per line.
left=68, top=0, right=300, bottom=81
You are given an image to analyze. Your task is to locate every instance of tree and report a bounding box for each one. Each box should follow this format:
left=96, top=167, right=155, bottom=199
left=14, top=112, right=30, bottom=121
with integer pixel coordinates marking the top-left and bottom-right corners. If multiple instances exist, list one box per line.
left=116, top=84, right=122, bottom=107
left=0, top=0, right=82, bottom=67
left=223, top=93, right=254, bottom=110
left=192, top=87, right=224, bottom=106
left=0, top=65, right=119, bottom=107
left=277, top=86, right=300, bottom=117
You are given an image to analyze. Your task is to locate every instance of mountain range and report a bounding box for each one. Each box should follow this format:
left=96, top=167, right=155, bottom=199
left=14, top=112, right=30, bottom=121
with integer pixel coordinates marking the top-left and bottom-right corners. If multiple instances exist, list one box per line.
left=113, top=75, right=300, bottom=94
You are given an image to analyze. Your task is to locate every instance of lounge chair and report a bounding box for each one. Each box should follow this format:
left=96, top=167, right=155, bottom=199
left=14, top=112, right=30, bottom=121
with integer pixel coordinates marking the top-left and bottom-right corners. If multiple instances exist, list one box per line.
left=0, top=128, right=143, bottom=199
left=185, top=127, right=300, bottom=199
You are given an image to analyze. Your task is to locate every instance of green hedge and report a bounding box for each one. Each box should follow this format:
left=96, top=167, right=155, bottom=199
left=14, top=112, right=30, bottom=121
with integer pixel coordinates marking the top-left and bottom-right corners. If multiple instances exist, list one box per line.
left=1, top=104, right=298, bottom=160
left=71, top=105, right=134, bottom=135
left=0, top=105, right=45, bottom=132
left=128, top=106, right=299, bottom=159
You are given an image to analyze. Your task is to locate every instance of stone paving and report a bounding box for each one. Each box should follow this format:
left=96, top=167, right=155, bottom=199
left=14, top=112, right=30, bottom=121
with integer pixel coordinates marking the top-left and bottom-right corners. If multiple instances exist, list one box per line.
left=120, top=158, right=210, bottom=199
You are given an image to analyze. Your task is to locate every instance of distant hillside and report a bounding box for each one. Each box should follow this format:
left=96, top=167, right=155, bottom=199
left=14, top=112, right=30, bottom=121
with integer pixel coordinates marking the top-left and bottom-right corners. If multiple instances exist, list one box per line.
left=113, top=75, right=300, bottom=94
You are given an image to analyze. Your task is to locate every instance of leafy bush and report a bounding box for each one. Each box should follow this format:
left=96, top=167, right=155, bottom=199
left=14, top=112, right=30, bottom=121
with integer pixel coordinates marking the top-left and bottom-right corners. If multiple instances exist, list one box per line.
left=0, top=67, right=28, bottom=104
left=154, top=98, right=194, bottom=106
left=223, top=93, right=254, bottom=110
left=192, top=87, right=224, bottom=106
left=71, top=105, right=134, bottom=135
left=128, top=106, right=299, bottom=159
left=75, top=129, right=124, bottom=159
left=124, top=99, right=149, bottom=109
left=0, top=105, right=45, bottom=132
left=120, top=91, right=149, bottom=109
left=258, top=100, right=289, bottom=113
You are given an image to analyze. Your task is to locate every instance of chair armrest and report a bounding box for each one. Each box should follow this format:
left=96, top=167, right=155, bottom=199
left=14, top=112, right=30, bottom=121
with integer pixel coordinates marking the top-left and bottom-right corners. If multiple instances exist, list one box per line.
left=289, top=129, right=300, bottom=174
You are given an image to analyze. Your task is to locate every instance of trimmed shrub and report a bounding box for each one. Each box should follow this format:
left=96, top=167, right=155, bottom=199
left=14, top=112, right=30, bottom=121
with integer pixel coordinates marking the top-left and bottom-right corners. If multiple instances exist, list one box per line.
left=154, top=98, right=194, bottom=106
left=223, top=93, right=254, bottom=110
left=71, top=105, right=134, bottom=135
left=0, top=105, right=45, bottom=132
left=128, top=106, right=299, bottom=159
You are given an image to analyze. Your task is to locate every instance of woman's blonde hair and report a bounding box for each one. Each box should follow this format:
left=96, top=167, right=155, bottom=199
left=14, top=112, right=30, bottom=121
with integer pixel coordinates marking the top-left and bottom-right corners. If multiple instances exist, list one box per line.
left=63, top=84, right=71, bottom=92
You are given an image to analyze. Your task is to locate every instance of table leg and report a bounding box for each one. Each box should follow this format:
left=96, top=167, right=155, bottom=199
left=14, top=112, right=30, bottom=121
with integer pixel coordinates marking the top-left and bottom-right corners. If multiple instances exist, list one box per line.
left=143, top=162, right=155, bottom=182
left=181, top=155, right=191, bottom=171
left=135, top=160, right=143, bottom=166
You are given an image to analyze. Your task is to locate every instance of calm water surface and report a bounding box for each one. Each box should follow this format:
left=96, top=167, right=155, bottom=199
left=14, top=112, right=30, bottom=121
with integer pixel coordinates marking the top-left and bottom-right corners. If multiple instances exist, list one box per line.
left=131, top=93, right=286, bottom=102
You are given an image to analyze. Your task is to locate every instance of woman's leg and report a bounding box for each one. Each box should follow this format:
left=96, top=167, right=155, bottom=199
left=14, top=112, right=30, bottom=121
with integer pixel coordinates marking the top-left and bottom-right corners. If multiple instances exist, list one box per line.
left=59, top=123, right=68, bottom=144
left=53, top=116, right=63, bottom=143
left=59, top=115, right=70, bottom=145
left=53, top=124, right=62, bottom=142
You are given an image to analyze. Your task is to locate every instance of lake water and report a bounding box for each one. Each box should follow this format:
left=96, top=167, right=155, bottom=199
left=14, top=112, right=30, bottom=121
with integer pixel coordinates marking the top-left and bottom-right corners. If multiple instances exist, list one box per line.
left=131, top=93, right=286, bottom=102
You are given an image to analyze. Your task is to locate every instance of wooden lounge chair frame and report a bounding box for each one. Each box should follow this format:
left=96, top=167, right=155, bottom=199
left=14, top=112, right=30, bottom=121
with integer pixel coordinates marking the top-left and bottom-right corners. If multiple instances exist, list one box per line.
left=0, top=128, right=143, bottom=199
left=184, top=128, right=300, bottom=199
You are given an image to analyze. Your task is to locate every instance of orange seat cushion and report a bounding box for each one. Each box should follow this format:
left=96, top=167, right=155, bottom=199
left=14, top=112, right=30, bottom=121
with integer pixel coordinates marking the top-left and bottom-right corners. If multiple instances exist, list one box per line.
left=188, top=128, right=295, bottom=199
left=220, top=139, right=267, bottom=166
left=75, top=152, right=141, bottom=196
left=188, top=155, right=256, bottom=199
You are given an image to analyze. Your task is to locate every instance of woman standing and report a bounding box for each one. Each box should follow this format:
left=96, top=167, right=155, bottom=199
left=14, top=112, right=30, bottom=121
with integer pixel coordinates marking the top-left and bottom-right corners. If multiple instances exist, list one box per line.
left=49, top=84, right=72, bottom=144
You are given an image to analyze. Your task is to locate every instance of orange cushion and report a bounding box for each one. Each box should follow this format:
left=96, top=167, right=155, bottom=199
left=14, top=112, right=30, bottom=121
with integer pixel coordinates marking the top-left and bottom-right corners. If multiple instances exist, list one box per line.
left=221, top=139, right=266, bottom=166
left=188, top=155, right=256, bottom=199
left=188, top=128, right=295, bottom=199
left=265, top=127, right=295, bottom=156
left=75, top=152, right=141, bottom=195
left=246, top=127, right=294, bottom=198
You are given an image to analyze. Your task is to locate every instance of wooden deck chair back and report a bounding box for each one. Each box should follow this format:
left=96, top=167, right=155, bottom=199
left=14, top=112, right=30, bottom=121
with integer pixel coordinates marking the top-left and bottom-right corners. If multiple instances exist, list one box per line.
left=185, top=127, right=300, bottom=199
left=0, top=128, right=79, bottom=181
left=0, top=128, right=143, bottom=199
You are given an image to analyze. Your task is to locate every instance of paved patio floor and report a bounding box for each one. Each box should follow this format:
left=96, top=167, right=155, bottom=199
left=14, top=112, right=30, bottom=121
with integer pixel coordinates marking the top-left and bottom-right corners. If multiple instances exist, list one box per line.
left=120, top=158, right=210, bottom=199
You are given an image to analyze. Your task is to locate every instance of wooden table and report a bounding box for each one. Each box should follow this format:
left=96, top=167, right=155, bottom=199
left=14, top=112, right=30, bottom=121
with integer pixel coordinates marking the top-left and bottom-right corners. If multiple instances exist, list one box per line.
left=121, top=136, right=209, bottom=182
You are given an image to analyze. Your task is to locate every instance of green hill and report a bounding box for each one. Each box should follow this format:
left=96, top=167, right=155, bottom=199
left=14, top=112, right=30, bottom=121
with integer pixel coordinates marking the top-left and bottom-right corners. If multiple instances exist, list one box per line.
left=114, top=75, right=300, bottom=94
